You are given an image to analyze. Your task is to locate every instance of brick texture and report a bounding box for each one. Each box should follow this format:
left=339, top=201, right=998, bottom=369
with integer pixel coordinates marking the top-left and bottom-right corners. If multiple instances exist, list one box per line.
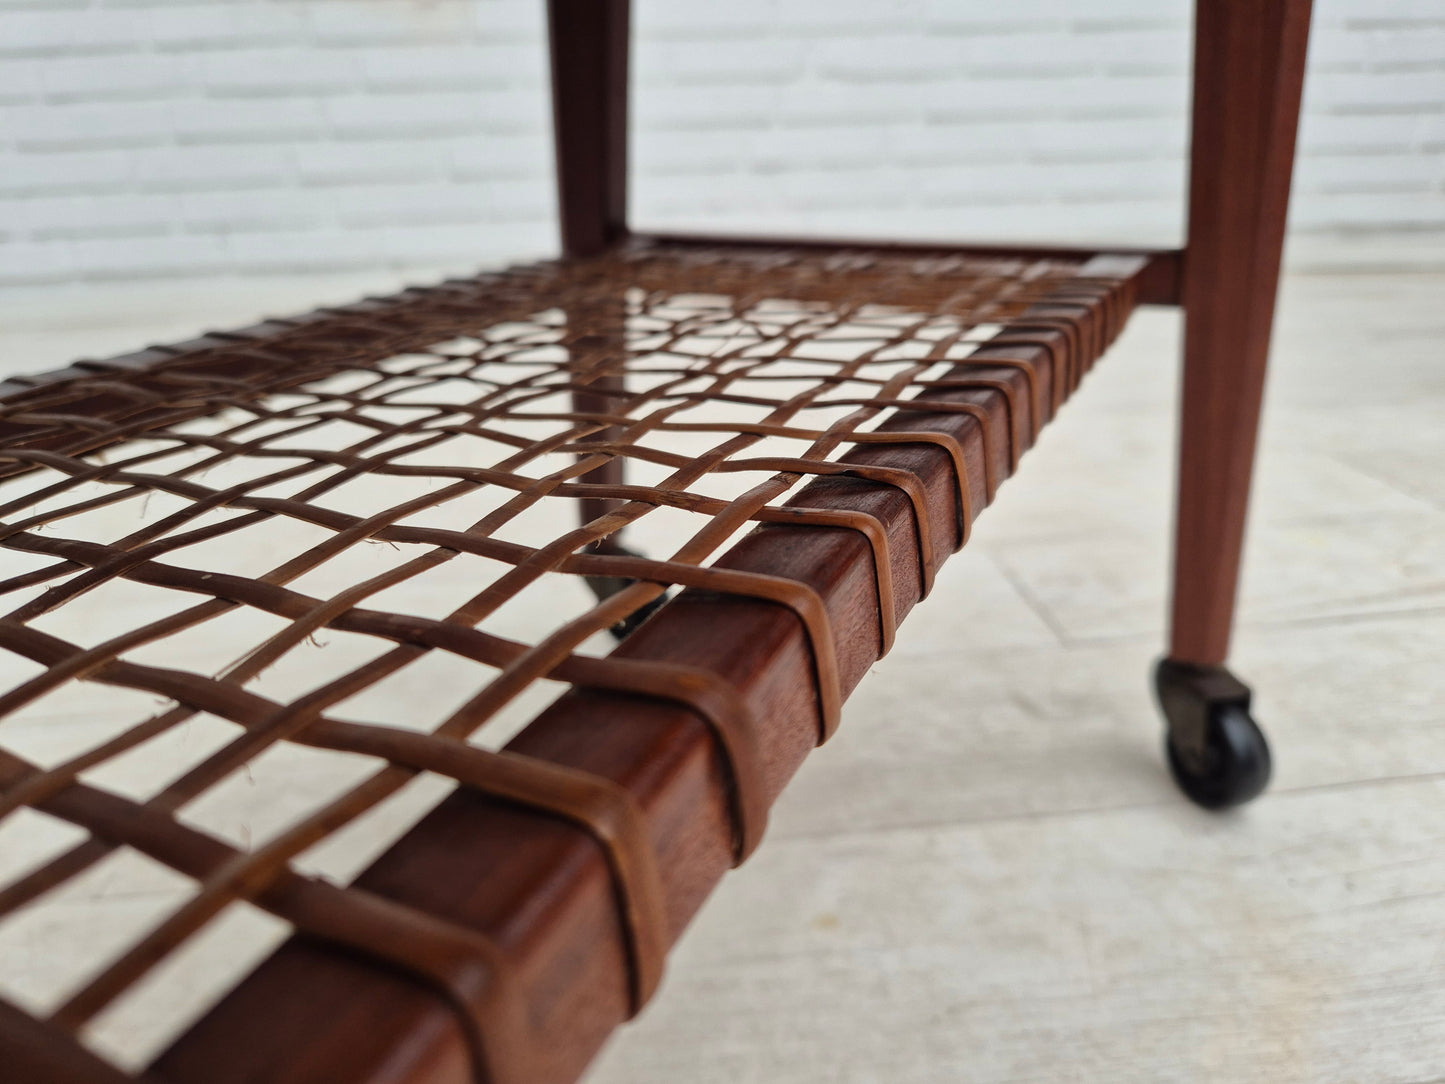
left=1, top=0, right=1442, bottom=285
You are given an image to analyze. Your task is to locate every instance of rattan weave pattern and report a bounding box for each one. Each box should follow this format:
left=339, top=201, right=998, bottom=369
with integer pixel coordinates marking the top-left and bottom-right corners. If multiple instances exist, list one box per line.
left=0, top=242, right=1140, bottom=1081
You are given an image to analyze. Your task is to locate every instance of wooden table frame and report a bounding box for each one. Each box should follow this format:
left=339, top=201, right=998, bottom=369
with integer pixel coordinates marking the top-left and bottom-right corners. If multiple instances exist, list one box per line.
left=546, top=0, right=1312, bottom=676
left=13, top=3, right=1312, bottom=1081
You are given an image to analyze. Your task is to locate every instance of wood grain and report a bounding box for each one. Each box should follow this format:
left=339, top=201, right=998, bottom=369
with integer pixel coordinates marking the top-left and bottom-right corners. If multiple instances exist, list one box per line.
left=637, top=232, right=1182, bottom=307
left=1170, top=0, right=1313, bottom=665
left=548, top=0, right=630, bottom=258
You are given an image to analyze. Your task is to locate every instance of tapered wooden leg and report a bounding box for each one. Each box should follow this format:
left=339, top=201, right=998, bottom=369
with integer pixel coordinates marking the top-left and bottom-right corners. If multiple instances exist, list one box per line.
left=1158, top=0, right=1312, bottom=807
left=547, top=0, right=630, bottom=259
left=564, top=282, right=630, bottom=559
left=550, top=0, right=653, bottom=633
left=1171, top=0, right=1312, bottom=665
left=567, top=307, right=671, bottom=639
left=549, top=0, right=630, bottom=508
left=573, top=368, right=627, bottom=531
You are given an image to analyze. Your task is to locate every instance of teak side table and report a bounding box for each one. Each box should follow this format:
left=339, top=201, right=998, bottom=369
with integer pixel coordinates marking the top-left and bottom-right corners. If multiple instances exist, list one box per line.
left=0, top=2, right=1312, bottom=1081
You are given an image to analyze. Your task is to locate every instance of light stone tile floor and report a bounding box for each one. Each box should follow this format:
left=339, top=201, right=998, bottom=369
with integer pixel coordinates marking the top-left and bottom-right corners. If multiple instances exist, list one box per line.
left=0, top=269, right=1441, bottom=1081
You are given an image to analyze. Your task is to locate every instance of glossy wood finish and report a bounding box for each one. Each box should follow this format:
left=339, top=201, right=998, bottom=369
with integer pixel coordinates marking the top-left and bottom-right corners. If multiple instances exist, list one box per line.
left=552, top=0, right=631, bottom=524
left=1170, top=0, right=1313, bottom=665
left=639, top=231, right=1184, bottom=307
left=548, top=0, right=630, bottom=258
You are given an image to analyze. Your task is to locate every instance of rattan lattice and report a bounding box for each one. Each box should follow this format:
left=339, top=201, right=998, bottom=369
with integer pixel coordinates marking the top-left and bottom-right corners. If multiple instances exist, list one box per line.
left=0, top=241, right=1141, bottom=1081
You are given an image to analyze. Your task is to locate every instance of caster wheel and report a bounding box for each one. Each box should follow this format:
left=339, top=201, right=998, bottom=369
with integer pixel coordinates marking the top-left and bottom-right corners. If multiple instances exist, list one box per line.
left=607, top=589, right=670, bottom=640
left=583, top=542, right=672, bottom=640
left=1153, top=658, right=1272, bottom=810
left=1165, top=704, right=1271, bottom=810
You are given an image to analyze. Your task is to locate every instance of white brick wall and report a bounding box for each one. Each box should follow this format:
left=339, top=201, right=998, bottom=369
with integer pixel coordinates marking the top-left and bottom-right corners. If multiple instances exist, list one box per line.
left=1, top=0, right=1443, bottom=288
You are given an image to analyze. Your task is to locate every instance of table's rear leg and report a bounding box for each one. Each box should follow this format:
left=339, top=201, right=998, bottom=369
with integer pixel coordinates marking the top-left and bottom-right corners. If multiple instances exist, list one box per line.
left=551, top=0, right=659, bottom=637
left=572, top=373, right=668, bottom=639
left=1159, top=0, right=1312, bottom=808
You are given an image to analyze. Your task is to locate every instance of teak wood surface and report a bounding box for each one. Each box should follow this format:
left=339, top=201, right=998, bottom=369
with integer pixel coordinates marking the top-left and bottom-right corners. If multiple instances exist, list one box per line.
left=1170, top=0, right=1313, bottom=665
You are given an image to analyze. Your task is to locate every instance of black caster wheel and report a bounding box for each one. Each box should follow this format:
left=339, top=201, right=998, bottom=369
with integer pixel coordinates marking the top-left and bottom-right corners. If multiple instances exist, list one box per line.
left=605, top=589, right=670, bottom=640
left=583, top=542, right=672, bottom=640
left=1165, top=703, right=1271, bottom=809
left=1154, top=658, right=1272, bottom=810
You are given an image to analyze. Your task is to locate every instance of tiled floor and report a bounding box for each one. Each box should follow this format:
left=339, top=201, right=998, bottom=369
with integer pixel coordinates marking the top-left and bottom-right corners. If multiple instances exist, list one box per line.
left=1, top=269, right=1441, bottom=1082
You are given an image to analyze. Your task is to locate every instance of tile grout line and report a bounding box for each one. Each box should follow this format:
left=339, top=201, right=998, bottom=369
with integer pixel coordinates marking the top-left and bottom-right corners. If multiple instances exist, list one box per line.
left=984, top=547, right=1077, bottom=649
left=767, top=768, right=1445, bottom=846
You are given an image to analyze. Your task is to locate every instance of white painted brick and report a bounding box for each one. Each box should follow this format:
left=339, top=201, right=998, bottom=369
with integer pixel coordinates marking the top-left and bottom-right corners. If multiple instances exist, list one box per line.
left=7, top=100, right=175, bottom=149
left=635, top=39, right=806, bottom=86
left=637, top=0, right=791, bottom=40
left=641, top=124, right=898, bottom=175
left=0, top=0, right=88, bottom=9
left=478, top=176, right=554, bottom=219
left=636, top=83, right=778, bottom=130
left=295, top=139, right=448, bottom=185
left=446, top=133, right=550, bottom=181
left=919, top=75, right=1189, bottom=122
left=202, top=48, right=362, bottom=97
left=305, top=1, right=476, bottom=47
left=1308, top=26, right=1445, bottom=66
left=770, top=2, right=939, bottom=37
left=179, top=188, right=322, bottom=234
left=1020, top=116, right=1187, bottom=158
left=322, top=90, right=541, bottom=138
left=1297, top=111, right=1424, bottom=151
left=912, top=158, right=1183, bottom=204
left=168, top=97, right=327, bottom=143
left=1334, top=0, right=1445, bottom=22
left=226, top=226, right=389, bottom=272
left=0, top=149, right=134, bottom=196
left=149, top=5, right=309, bottom=52
left=1296, top=151, right=1445, bottom=192
left=0, top=8, right=154, bottom=57
left=326, top=180, right=494, bottom=227
left=130, top=144, right=293, bottom=191
left=924, top=0, right=1189, bottom=24
left=379, top=219, right=553, bottom=265
left=70, top=233, right=231, bottom=278
left=41, top=54, right=201, bottom=102
left=638, top=197, right=1185, bottom=247
left=1, top=0, right=1442, bottom=286
left=1058, top=28, right=1191, bottom=70
left=326, top=178, right=548, bottom=228
left=810, top=34, right=1103, bottom=82
left=1421, top=113, right=1445, bottom=145
left=633, top=128, right=763, bottom=175
left=0, top=239, right=76, bottom=284
left=1306, top=69, right=1445, bottom=109
left=904, top=200, right=1182, bottom=243
left=0, top=57, right=45, bottom=103
left=16, top=192, right=175, bottom=238
left=1289, top=191, right=1445, bottom=229
left=356, top=44, right=540, bottom=92
left=634, top=170, right=774, bottom=215
left=892, top=116, right=1187, bottom=163
left=468, top=0, right=546, bottom=44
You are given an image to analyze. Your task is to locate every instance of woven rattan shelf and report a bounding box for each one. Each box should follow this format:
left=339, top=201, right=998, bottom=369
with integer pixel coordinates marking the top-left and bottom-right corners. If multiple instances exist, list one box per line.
left=0, top=239, right=1141, bottom=1082
left=1, top=0, right=1316, bottom=1079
